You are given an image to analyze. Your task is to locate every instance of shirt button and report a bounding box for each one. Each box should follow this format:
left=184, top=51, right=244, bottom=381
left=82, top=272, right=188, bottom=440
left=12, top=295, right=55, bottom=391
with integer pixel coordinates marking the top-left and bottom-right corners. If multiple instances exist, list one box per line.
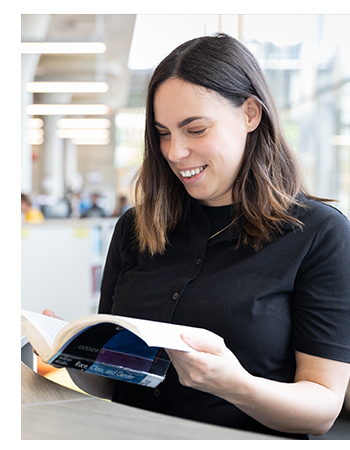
left=172, top=292, right=179, bottom=300
left=154, top=389, right=160, bottom=397
left=195, top=258, right=202, bottom=266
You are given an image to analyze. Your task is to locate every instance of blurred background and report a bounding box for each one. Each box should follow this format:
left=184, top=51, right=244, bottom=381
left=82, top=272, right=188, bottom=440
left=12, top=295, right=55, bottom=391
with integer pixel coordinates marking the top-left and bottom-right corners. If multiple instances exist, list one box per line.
left=20, top=14, right=350, bottom=434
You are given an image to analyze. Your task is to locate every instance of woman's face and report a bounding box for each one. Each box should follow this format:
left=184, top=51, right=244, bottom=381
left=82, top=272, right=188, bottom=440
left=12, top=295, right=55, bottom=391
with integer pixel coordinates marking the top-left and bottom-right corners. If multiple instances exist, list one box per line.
left=153, top=78, right=261, bottom=207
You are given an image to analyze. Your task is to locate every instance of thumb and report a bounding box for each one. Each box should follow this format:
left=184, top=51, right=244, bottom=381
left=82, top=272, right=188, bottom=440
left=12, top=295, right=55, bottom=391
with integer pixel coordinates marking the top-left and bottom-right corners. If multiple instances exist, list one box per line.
left=43, top=309, right=62, bottom=320
left=181, top=332, right=224, bottom=355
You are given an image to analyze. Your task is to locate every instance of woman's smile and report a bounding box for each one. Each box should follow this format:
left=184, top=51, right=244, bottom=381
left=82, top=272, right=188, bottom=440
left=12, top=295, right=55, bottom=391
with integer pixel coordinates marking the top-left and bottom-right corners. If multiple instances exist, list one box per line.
left=178, top=165, right=207, bottom=180
left=153, top=78, right=260, bottom=207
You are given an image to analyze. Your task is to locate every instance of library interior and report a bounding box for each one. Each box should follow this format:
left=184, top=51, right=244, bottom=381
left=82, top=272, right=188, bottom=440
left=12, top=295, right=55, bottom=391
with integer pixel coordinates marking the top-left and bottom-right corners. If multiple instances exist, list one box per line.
left=21, top=14, right=350, bottom=440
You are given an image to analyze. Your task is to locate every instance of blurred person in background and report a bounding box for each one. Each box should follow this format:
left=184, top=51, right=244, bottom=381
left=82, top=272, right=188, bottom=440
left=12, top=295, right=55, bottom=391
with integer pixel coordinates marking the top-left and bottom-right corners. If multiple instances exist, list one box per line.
left=21, top=193, right=44, bottom=223
left=81, top=193, right=106, bottom=218
left=111, top=195, right=131, bottom=217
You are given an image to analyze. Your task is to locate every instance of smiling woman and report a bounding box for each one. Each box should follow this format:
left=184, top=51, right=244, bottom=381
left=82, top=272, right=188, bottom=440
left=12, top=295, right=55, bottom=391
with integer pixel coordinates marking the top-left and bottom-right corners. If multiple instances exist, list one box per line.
left=134, top=33, right=305, bottom=255
left=153, top=79, right=261, bottom=207
left=94, top=33, right=350, bottom=439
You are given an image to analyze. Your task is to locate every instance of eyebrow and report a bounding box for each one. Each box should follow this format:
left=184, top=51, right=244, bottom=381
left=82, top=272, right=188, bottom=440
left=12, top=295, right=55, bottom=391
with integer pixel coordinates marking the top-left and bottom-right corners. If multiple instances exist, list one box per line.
left=154, top=116, right=210, bottom=129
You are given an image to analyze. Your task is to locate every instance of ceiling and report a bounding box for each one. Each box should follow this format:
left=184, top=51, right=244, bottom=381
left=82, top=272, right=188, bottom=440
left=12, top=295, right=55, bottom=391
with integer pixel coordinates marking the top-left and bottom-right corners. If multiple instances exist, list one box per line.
left=21, top=14, right=138, bottom=113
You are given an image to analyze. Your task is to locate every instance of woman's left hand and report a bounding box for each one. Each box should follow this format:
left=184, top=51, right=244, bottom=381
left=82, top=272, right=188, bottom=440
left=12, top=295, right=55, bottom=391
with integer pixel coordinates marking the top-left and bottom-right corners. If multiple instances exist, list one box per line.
left=167, top=334, right=350, bottom=435
left=166, top=333, right=249, bottom=399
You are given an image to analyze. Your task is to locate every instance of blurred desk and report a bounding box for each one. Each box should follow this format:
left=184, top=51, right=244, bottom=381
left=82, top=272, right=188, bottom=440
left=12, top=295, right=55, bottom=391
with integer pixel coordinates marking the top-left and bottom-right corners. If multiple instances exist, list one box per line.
left=21, top=362, right=283, bottom=440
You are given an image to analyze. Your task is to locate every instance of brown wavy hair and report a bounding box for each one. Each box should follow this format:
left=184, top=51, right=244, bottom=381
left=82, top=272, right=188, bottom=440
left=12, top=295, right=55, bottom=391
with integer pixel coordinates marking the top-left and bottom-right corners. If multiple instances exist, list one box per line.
left=133, top=33, right=312, bottom=255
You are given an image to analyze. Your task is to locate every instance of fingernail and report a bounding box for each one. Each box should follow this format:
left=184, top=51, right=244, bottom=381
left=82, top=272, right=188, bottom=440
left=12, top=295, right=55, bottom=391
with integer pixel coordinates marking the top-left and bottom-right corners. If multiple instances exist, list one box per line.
left=182, top=333, right=193, bottom=340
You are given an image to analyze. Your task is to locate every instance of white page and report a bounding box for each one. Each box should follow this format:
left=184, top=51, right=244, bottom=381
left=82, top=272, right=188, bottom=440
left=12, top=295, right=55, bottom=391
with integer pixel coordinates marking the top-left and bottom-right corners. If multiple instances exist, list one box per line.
left=21, top=309, right=69, bottom=348
left=121, top=316, right=224, bottom=351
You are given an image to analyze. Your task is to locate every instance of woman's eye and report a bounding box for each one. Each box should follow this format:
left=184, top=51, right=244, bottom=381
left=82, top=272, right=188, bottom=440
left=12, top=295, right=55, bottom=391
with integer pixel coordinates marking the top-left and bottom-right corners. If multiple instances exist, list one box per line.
left=189, top=129, right=206, bottom=135
left=158, top=131, right=170, bottom=138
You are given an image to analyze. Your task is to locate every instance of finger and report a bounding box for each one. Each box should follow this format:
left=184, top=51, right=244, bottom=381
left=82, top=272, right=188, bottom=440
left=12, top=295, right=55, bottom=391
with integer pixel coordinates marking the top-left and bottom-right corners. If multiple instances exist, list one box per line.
left=181, top=333, right=225, bottom=355
left=42, top=309, right=62, bottom=320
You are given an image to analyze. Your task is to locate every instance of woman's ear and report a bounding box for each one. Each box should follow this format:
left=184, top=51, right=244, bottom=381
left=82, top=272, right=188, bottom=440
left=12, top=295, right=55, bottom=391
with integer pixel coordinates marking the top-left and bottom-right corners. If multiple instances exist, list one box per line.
left=244, top=97, right=262, bottom=132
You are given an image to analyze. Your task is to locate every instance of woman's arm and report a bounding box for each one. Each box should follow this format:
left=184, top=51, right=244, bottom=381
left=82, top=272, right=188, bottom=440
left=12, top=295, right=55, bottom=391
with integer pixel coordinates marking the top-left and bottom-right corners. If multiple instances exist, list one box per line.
left=166, top=334, right=350, bottom=436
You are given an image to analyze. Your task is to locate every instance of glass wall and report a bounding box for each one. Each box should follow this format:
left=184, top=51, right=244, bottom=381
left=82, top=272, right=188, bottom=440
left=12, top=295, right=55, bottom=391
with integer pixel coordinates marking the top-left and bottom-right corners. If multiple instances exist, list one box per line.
left=240, top=14, right=350, bottom=216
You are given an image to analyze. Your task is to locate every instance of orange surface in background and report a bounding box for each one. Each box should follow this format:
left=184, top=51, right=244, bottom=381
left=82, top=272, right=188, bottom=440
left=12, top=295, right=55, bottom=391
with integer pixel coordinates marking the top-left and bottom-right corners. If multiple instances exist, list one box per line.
left=36, top=355, right=86, bottom=394
left=36, top=355, right=55, bottom=376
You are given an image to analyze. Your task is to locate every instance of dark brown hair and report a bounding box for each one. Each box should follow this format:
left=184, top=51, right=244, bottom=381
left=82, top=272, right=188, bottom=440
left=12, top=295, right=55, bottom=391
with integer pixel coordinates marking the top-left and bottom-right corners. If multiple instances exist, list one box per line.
left=134, top=33, right=310, bottom=255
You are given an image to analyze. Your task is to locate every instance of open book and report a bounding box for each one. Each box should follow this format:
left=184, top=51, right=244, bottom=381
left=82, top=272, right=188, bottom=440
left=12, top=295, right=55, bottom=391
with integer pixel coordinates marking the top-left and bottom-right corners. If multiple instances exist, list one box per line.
left=21, top=309, right=223, bottom=388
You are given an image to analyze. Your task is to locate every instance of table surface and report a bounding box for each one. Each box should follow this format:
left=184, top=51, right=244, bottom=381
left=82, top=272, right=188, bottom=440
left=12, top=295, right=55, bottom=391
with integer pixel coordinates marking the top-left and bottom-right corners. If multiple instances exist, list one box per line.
left=21, top=362, right=284, bottom=440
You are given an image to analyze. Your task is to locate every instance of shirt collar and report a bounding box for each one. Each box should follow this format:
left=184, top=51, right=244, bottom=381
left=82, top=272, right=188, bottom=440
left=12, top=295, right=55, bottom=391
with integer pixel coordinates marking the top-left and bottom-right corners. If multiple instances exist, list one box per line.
left=188, top=194, right=307, bottom=247
left=188, top=199, right=239, bottom=246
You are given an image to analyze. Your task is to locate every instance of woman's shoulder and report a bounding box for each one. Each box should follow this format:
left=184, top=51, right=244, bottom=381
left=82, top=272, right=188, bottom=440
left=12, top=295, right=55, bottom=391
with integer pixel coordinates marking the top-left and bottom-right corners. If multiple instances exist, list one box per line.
left=118, top=206, right=136, bottom=222
left=298, top=194, right=350, bottom=234
left=111, top=207, right=136, bottom=239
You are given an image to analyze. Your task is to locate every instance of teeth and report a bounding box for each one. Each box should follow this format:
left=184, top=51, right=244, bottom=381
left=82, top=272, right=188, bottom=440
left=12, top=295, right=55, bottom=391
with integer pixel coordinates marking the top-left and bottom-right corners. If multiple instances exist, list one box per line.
left=180, top=166, right=205, bottom=178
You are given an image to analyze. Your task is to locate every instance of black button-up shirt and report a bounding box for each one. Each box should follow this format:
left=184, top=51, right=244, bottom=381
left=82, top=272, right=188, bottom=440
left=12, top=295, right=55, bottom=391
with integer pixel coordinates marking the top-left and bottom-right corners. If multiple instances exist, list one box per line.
left=99, top=196, right=350, bottom=439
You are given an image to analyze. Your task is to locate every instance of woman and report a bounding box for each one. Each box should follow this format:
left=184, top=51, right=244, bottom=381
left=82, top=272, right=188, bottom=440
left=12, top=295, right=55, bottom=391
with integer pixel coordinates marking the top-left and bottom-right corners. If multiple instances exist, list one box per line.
left=56, top=33, right=350, bottom=438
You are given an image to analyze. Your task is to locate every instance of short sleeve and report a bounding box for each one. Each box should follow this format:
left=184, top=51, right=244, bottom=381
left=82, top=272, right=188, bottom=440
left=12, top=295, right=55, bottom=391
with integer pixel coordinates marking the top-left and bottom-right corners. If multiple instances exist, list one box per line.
left=292, top=208, right=350, bottom=363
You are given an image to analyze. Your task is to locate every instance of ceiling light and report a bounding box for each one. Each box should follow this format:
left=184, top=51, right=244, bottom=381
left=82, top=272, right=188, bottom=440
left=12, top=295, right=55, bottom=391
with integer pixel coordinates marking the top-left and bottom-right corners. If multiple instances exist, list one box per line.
left=56, top=129, right=110, bottom=139
left=26, top=136, right=44, bottom=146
left=21, top=42, right=106, bottom=54
left=26, top=82, right=109, bottom=93
left=57, top=118, right=111, bottom=129
left=26, top=118, right=44, bottom=128
left=71, top=138, right=110, bottom=146
left=26, top=104, right=110, bottom=115
left=26, top=128, right=44, bottom=138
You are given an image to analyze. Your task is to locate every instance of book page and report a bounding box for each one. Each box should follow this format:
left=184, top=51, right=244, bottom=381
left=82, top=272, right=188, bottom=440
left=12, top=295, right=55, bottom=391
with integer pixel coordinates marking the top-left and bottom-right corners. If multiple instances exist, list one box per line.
left=116, top=316, right=224, bottom=351
left=21, top=309, right=69, bottom=348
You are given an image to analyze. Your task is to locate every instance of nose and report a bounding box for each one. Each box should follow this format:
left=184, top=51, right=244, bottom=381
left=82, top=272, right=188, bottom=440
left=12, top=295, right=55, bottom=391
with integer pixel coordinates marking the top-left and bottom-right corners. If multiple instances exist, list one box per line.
left=166, top=136, right=190, bottom=163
